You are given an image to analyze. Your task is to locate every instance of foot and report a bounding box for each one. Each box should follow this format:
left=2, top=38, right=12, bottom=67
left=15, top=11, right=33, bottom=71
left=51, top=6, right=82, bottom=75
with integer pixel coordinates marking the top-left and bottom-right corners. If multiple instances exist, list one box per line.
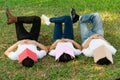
left=6, top=8, right=17, bottom=24
left=70, top=8, right=79, bottom=23
left=41, top=14, right=51, bottom=26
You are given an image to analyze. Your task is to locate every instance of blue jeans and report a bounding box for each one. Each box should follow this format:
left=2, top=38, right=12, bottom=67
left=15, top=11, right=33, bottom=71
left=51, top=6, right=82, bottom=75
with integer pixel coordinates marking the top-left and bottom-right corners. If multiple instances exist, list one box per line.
left=50, top=15, right=74, bottom=41
left=79, top=13, right=104, bottom=42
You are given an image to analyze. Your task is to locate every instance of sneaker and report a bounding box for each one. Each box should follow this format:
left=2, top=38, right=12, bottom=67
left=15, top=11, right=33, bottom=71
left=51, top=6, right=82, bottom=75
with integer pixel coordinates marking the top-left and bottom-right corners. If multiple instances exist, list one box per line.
left=41, top=14, right=51, bottom=25
left=71, top=8, right=79, bottom=23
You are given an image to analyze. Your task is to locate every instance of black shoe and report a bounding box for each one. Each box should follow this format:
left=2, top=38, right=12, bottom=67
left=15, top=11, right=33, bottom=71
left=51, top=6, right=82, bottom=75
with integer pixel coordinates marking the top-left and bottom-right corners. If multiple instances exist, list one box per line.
left=116, top=78, right=120, bottom=80
left=71, top=8, right=79, bottom=23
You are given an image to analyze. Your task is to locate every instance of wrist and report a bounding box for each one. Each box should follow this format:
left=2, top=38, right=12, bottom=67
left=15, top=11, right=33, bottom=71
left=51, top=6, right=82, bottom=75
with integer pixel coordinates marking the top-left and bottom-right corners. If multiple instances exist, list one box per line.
left=34, top=41, right=38, bottom=45
left=89, top=37, right=93, bottom=39
left=56, top=40, right=60, bottom=42
left=17, top=41, right=22, bottom=44
left=70, top=40, right=74, bottom=43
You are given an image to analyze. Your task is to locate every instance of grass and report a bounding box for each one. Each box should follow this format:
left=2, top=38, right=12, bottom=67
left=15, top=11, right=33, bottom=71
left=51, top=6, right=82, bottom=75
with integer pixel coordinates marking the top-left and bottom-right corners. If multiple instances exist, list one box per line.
left=0, top=0, right=120, bottom=80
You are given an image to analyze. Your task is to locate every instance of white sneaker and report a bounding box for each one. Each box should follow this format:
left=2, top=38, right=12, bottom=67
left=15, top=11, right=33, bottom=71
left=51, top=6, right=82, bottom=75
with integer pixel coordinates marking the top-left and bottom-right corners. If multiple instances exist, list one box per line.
left=41, top=14, right=51, bottom=25
left=79, top=16, right=81, bottom=20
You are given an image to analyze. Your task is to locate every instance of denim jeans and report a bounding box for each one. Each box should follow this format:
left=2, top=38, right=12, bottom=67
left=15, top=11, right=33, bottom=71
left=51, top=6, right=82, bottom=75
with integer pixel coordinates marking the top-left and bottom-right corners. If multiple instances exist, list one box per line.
left=50, top=15, right=74, bottom=41
left=79, top=13, right=104, bottom=42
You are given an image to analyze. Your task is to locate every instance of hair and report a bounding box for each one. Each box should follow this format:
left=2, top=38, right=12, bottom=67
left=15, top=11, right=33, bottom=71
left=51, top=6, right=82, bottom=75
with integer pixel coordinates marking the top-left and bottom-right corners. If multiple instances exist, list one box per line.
left=115, top=78, right=120, bottom=80
left=59, top=53, right=73, bottom=62
left=96, top=57, right=111, bottom=65
left=22, top=57, right=34, bottom=67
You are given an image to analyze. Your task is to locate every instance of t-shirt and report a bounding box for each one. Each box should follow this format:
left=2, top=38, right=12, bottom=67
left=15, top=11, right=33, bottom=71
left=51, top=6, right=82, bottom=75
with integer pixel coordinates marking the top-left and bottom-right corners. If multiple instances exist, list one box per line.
left=8, top=43, right=47, bottom=60
left=82, top=38, right=117, bottom=57
left=48, top=42, right=82, bottom=57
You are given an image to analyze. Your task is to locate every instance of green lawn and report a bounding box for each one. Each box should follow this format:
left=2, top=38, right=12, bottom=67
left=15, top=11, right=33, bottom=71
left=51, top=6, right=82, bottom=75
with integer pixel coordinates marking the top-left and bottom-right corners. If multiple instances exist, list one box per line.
left=0, top=0, right=120, bottom=80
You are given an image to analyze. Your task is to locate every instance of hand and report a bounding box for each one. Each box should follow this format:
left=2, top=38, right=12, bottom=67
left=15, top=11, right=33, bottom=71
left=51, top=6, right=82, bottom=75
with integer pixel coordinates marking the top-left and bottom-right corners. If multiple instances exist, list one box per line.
left=62, top=38, right=73, bottom=43
left=55, top=39, right=63, bottom=43
left=19, top=39, right=36, bottom=44
left=90, top=34, right=101, bottom=39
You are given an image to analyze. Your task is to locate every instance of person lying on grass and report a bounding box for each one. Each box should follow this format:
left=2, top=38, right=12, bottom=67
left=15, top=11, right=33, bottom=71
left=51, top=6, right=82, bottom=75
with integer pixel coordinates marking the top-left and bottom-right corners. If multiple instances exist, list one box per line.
left=5, top=9, right=48, bottom=67
left=71, top=8, right=117, bottom=65
left=42, top=15, right=82, bottom=62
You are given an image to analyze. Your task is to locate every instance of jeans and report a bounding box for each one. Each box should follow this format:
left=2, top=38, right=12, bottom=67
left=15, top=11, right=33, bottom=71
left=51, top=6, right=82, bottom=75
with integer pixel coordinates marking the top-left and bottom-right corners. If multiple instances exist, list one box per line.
left=50, top=15, right=74, bottom=41
left=79, top=13, right=104, bottom=42
left=15, top=16, right=41, bottom=41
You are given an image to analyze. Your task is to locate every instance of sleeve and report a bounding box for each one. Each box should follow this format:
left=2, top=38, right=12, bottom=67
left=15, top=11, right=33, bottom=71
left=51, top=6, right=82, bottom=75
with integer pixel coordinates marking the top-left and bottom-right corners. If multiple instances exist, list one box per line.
left=74, top=49, right=82, bottom=56
left=106, top=45, right=117, bottom=55
left=82, top=48, right=93, bottom=57
left=48, top=50, right=56, bottom=57
left=8, top=52, right=18, bottom=60
left=36, top=50, right=47, bottom=59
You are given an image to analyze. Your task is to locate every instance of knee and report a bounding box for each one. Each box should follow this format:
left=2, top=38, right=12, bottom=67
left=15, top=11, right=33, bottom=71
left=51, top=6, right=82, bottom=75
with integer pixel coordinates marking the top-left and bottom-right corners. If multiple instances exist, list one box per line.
left=65, top=15, right=71, bottom=20
left=66, top=15, right=71, bottom=18
left=34, top=16, right=41, bottom=22
left=93, top=13, right=101, bottom=18
left=94, top=13, right=100, bottom=15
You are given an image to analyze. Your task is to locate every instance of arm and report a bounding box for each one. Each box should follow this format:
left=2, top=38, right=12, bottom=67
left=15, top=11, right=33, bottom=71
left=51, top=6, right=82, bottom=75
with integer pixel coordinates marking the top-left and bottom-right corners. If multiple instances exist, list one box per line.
left=83, top=37, right=93, bottom=49
left=34, top=41, right=48, bottom=53
left=97, top=36, right=111, bottom=45
left=4, top=41, right=21, bottom=56
left=83, top=34, right=111, bottom=49
left=71, top=40, right=82, bottom=50
left=23, top=39, right=49, bottom=53
left=49, top=39, right=62, bottom=51
left=83, top=34, right=101, bottom=49
left=62, top=39, right=82, bottom=50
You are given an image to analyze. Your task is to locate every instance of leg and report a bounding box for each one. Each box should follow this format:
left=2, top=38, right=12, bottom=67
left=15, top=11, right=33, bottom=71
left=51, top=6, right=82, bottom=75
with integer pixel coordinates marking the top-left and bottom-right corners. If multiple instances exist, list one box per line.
left=63, top=16, right=74, bottom=40
left=79, top=14, right=93, bottom=42
left=50, top=16, right=66, bottom=41
left=6, top=9, right=41, bottom=41
left=50, top=15, right=69, bottom=23
left=50, top=16, right=74, bottom=41
left=16, top=16, right=41, bottom=41
left=30, top=16, right=41, bottom=41
left=90, top=13, right=104, bottom=37
left=79, top=13, right=104, bottom=42
left=15, top=22, right=29, bottom=41
left=53, top=23, right=62, bottom=41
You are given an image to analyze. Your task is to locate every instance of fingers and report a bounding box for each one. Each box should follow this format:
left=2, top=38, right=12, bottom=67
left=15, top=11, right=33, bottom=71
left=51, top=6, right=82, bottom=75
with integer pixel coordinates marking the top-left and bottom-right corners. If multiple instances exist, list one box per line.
left=90, top=34, right=100, bottom=39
